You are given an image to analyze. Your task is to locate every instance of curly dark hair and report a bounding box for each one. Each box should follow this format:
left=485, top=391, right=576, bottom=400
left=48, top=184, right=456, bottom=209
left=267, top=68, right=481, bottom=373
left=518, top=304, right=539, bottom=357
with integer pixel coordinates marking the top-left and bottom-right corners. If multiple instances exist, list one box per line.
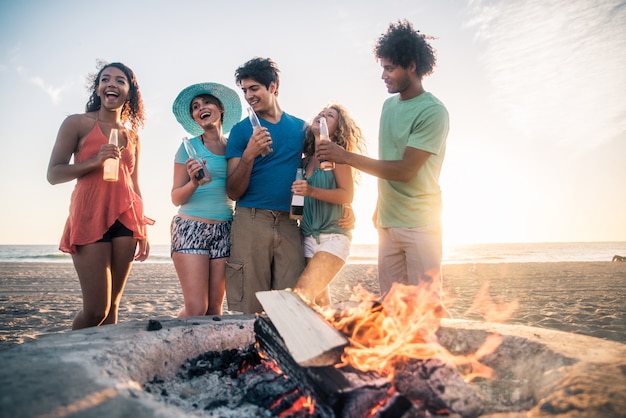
left=374, top=20, right=437, bottom=78
left=85, top=61, right=145, bottom=140
left=234, top=57, right=280, bottom=94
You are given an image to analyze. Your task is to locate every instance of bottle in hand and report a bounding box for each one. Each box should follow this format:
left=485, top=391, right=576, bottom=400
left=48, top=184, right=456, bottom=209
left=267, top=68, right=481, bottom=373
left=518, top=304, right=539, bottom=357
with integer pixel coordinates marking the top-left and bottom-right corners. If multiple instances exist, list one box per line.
left=103, top=129, right=119, bottom=182
left=318, top=117, right=335, bottom=171
left=248, top=107, right=273, bottom=157
left=290, top=168, right=305, bottom=220
left=182, top=137, right=211, bottom=185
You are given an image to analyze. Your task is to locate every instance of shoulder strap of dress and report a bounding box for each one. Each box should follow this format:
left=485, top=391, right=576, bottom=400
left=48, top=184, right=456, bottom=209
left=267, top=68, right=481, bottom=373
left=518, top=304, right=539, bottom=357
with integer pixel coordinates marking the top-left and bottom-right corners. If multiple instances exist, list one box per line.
left=88, top=112, right=102, bottom=137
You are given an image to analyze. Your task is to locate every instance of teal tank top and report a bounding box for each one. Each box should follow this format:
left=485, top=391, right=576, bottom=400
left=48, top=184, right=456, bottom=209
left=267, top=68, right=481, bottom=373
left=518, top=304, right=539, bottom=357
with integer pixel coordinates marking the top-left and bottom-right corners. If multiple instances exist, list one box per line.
left=174, top=136, right=234, bottom=221
left=300, top=167, right=351, bottom=241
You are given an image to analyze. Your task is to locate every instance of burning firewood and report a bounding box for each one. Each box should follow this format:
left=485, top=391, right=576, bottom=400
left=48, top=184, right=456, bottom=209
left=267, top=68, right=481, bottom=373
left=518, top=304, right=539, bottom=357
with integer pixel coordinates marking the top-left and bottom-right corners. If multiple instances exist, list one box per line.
left=255, top=314, right=408, bottom=417
left=255, top=313, right=483, bottom=417
left=257, top=286, right=492, bottom=417
left=256, top=289, right=349, bottom=367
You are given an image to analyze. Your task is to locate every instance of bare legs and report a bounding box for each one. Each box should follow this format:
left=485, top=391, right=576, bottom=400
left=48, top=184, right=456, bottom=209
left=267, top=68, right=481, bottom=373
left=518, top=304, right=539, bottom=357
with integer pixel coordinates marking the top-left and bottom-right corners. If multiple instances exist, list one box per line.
left=173, top=253, right=226, bottom=317
left=71, top=236, right=137, bottom=330
left=294, top=251, right=345, bottom=307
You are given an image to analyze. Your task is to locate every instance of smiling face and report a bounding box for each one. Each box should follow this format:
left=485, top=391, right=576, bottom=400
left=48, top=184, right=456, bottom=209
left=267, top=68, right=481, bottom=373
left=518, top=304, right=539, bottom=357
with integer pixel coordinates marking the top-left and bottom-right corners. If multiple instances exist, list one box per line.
left=96, top=66, right=130, bottom=110
left=190, top=94, right=224, bottom=130
left=239, top=78, right=277, bottom=116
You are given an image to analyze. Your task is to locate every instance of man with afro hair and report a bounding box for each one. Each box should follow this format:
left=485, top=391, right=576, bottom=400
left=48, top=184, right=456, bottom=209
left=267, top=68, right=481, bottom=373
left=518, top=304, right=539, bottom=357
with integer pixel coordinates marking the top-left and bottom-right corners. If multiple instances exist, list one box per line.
left=317, top=20, right=449, bottom=299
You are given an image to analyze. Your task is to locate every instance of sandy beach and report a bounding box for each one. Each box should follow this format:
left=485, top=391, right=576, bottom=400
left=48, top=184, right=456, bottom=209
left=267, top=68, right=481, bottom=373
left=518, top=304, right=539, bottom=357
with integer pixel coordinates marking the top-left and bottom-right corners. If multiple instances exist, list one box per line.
left=1, top=261, right=625, bottom=351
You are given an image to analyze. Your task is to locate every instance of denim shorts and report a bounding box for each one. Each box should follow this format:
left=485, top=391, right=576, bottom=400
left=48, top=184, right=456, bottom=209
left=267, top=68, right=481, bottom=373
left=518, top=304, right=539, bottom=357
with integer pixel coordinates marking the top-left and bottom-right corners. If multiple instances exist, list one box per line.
left=170, top=215, right=231, bottom=259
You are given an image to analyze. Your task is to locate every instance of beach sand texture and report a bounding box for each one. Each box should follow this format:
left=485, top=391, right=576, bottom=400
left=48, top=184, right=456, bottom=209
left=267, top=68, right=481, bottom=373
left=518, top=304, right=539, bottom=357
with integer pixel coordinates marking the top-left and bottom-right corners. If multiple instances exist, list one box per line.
left=1, top=261, right=625, bottom=350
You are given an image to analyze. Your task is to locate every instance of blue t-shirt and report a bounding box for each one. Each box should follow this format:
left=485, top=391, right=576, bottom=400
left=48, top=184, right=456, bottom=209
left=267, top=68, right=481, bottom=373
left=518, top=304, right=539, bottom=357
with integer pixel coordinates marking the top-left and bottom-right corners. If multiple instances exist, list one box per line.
left=175, top=136, right=234, bottom=221
left=226, top=112, right=305, bottom=212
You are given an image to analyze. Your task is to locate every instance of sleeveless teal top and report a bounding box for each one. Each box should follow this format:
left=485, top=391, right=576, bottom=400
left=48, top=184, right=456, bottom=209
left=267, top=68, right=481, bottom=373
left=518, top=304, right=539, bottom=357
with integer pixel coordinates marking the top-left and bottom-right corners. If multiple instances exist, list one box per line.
left=300, top=165, right=351, bottom=242
left=174, top=136, right=234, bottom=221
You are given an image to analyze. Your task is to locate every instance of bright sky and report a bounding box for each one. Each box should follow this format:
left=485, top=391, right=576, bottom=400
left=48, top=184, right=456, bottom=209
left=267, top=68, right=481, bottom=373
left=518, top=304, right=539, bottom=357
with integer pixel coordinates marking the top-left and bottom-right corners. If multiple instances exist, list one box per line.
left=1, top=0, right=625, bottom=246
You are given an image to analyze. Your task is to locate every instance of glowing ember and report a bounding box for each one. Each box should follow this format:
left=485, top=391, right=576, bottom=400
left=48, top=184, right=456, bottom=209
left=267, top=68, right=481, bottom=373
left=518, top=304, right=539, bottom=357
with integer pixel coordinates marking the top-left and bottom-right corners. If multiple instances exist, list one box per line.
left=255, top=346, right=317, bottom=415
left=319, top=280, right=516, bottom=382
left=273, top=394, right=315, bottom=417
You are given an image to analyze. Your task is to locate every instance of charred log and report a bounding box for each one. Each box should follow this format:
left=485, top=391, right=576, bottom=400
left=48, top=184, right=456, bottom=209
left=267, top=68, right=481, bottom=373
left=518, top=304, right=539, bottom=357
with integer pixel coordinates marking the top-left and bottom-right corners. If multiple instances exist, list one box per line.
left=256, top=315, right=413, bottom=418
left=394, top=358, right=484, bottom=417
left=238, top=362, right=315, bottom=416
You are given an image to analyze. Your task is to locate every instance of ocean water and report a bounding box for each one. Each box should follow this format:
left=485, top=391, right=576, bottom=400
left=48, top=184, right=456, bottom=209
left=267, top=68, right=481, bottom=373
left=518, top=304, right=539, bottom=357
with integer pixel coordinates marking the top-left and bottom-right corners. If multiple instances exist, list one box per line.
left=0, top=242, right=624, bottom=264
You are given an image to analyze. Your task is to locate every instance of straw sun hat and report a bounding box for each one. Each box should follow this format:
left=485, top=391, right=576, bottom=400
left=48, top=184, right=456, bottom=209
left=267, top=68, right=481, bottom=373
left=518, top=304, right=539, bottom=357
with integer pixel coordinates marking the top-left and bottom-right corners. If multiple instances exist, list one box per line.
left=172, top=82, right=242, bottom=136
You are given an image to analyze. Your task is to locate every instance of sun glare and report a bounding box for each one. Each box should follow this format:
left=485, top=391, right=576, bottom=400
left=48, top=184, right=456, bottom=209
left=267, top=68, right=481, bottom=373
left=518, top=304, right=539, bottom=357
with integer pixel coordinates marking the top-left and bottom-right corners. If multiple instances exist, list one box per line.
left=347, top=145, right=538, bottom=247
left=441, top=146, right=534, bottom=245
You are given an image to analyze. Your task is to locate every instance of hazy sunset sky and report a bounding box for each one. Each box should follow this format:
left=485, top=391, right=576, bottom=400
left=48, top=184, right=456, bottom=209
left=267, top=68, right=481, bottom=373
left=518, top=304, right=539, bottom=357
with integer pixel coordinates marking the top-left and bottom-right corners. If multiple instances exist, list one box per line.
left=1, top=0, right=624, bottom=246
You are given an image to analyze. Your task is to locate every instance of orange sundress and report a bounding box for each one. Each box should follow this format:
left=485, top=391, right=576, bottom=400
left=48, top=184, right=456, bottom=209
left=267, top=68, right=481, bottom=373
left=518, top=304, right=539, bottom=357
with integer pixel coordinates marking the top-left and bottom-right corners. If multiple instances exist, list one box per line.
left=59, top=119, right=154, bottom=254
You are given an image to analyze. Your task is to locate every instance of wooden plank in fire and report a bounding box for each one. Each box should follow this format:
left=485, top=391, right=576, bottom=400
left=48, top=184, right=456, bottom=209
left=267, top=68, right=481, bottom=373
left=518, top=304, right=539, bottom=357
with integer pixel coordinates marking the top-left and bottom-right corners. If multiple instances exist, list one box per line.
left=254, top=291, right=415, bottom=417
left=256, top=289, right=349, bottom=367
left=254, top=315, right=401, bottom=418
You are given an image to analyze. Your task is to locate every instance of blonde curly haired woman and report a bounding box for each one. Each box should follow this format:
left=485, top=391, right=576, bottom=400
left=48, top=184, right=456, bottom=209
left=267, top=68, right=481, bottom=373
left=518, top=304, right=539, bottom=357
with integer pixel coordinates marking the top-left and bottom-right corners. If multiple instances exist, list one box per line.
left=292, top=103, right=366, bottom=306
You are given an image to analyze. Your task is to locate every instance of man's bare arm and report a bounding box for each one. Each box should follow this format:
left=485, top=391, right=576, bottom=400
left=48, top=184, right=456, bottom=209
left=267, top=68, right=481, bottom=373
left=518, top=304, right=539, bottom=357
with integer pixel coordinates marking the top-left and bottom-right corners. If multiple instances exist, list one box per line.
left=317, top=142, right=431, bottom=182
left=226, top=157, right=254, bottom=201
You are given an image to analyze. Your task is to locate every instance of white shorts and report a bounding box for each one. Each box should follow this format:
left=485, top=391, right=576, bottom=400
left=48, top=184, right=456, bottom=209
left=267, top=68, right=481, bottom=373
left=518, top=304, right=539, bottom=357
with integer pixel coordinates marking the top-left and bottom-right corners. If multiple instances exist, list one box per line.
left=303, top=233, right=351, bottom=262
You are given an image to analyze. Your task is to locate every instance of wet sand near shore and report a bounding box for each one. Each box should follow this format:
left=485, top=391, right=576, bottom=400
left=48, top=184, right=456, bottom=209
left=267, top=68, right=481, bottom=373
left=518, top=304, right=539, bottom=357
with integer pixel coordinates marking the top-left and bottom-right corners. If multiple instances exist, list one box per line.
left=0, top=261, right=624, bottom=350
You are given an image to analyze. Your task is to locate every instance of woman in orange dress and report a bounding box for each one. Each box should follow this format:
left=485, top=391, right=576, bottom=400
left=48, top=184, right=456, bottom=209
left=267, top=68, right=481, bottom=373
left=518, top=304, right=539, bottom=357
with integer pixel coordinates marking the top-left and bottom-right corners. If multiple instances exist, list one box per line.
left=47, top=62, right=154, bottom=330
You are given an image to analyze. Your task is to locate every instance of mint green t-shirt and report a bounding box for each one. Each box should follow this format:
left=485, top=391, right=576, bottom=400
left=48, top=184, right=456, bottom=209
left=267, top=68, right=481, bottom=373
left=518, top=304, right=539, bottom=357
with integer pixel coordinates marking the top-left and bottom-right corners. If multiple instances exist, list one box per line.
left=377, top=92, right=449, bottom=228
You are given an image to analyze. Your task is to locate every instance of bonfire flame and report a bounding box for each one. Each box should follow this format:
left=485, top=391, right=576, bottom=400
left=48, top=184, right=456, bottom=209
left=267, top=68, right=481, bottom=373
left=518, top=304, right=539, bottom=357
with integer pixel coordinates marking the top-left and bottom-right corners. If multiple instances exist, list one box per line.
left=466, top=282, right=520, bottom=323
left=319, top=280, right=515, bottom=383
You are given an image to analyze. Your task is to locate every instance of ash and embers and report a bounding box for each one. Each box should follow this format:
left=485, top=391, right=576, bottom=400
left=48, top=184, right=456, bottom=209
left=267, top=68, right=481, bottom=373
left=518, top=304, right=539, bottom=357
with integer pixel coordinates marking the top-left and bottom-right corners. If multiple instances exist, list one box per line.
left=144, top=344, right=314, bottom=417
left=143, top=340, right=488, bottom=417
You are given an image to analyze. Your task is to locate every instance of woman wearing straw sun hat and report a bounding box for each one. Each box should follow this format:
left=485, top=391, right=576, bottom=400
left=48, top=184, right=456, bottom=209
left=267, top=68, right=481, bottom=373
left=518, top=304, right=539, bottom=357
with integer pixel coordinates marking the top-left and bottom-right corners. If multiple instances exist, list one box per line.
left=170, top=82, right=242, bottom=317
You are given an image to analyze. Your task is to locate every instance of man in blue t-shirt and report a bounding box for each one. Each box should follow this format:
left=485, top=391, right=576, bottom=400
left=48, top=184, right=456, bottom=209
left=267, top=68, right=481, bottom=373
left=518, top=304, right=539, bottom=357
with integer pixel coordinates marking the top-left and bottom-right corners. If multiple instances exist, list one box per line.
left=225, top=57, right=307, bottom=314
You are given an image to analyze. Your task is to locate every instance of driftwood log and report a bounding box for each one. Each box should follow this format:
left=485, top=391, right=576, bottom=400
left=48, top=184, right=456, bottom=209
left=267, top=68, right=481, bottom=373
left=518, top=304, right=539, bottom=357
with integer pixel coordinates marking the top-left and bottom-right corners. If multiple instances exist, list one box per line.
left=256, top=290, right=349, bottom=367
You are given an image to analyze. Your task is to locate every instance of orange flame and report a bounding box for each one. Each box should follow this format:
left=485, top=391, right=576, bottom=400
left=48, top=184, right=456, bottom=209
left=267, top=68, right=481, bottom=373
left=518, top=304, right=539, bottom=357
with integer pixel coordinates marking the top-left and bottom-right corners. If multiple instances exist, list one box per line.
left=466, top=282, right=519, bottom=323
left=319, top=280, right=516, bottom=382
left=276, top=394, right=315, bottom=417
